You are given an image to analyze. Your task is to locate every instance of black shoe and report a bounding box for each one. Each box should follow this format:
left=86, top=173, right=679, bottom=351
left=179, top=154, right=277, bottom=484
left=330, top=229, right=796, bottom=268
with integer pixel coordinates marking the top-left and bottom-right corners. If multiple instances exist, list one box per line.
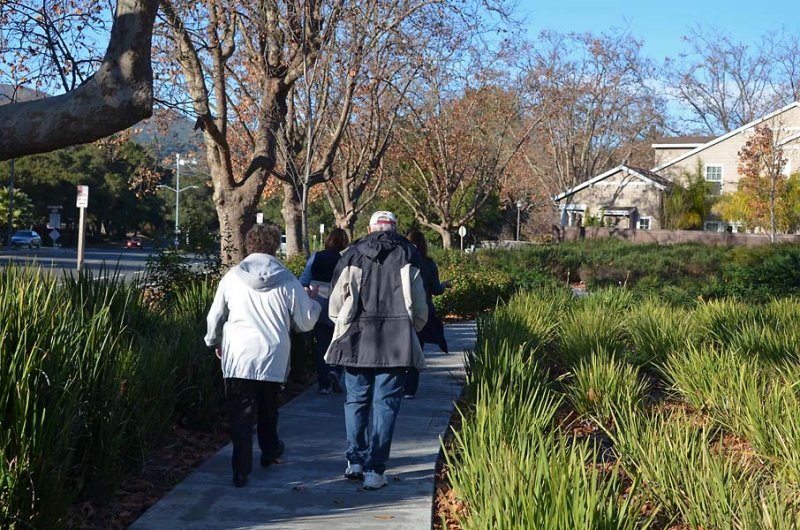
left=233, top=472, right=248, bottom=487
left=261, top=440, right=285, bottom=468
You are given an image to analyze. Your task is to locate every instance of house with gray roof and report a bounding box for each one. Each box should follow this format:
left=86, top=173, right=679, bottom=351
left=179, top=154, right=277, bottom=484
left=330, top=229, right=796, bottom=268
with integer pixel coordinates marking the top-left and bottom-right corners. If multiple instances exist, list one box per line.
left=554, top=101, right=800, bottom=232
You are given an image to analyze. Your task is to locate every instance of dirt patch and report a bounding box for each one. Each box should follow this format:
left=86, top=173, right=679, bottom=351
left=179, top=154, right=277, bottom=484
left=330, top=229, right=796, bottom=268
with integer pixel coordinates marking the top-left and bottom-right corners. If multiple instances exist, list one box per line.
left=64, top=425, right=230, bottom=530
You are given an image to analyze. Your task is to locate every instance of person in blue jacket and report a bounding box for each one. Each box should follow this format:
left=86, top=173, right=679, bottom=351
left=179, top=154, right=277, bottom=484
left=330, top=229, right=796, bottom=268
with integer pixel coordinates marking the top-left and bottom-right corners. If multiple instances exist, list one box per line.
left=299, top=228, right=350, bottom=394
left=403, top=230, right=450, bottom=399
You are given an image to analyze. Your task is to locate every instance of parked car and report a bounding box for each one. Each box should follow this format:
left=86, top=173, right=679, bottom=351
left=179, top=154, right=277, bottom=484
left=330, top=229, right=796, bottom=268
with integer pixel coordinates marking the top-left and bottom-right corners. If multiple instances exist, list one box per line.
left=126, top=237, right=143, bottom=249
left=10, top=230, right=42, bottom=248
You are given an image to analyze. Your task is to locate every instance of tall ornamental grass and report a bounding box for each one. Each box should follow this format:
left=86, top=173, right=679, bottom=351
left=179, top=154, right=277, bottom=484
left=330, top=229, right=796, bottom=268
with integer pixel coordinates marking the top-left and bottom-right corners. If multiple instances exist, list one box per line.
left=559, top=288, right=631, bottom=367
left=624, top=298, right=695, bottom=366
left=448, top=300, right=649, bottom=529
left=565, top=350, right=649, bottom=422
left=611, top=406, right=800, bottom=529
left=0, top=267, right=218, bottom=528
left=664, top=342, right=800, bottom=489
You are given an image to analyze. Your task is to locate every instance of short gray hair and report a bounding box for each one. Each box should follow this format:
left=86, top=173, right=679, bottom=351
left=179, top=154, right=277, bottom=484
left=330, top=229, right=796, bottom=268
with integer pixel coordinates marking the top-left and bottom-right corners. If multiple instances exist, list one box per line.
left=245, top=224, right=281, bottom=256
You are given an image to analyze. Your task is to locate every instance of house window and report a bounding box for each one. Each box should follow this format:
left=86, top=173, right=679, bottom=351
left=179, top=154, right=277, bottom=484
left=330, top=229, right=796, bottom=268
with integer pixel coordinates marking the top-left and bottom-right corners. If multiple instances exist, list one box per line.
left=705, top=165, right=723, bottom=195
left=704, top=221, right=721, bottom=232
left=637, top=217, right=651, bottom=230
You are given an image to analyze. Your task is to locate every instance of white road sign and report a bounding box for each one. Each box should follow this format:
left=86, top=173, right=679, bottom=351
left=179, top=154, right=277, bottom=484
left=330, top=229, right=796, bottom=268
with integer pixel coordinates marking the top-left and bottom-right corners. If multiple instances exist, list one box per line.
left=76, top=185, right=89, bottom=208
left=458, top=225, right=467, bottom=237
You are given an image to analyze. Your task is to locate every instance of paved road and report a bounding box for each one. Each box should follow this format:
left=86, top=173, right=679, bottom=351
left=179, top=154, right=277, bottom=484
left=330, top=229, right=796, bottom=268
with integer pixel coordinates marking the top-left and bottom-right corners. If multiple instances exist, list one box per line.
left=0, top=246, right=155, bottom=282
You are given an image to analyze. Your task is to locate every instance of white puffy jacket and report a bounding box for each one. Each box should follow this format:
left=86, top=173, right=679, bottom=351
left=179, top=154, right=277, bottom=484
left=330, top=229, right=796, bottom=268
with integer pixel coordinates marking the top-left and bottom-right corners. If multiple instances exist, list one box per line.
left=204, top=253, right=321, bottom=382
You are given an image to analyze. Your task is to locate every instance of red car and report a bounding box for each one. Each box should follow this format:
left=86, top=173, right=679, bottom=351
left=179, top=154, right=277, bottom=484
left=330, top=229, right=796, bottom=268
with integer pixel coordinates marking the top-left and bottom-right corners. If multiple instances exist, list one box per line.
left=126, top=237, right=143, bottom=249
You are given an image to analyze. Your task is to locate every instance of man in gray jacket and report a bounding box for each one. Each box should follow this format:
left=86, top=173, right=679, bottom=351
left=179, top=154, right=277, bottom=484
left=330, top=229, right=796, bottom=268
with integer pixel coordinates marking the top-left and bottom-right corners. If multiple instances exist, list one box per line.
left=205, top=224, right=321, bottom=487
left=325, top=211, right=428, bottom=490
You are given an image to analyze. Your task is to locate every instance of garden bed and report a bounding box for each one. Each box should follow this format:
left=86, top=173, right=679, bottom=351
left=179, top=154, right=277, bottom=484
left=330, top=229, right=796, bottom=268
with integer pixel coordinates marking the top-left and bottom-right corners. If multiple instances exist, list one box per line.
left=436, top=287, right=800, bottom=528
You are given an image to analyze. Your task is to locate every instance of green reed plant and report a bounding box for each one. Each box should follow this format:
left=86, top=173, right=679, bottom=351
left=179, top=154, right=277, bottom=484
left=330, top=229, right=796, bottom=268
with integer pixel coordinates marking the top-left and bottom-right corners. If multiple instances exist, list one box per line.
left=559, top=289, right=629, bottom=368
left=662, top=338, right=800, bottom=496
left=447, top=428, right=649, bottom=530
left=624, top=298, right=695, bottom=366
left=610, top=406, right=798, bottom=529
left=0, top=266, right=222, bottom=528
left=692, top=298, right=760, bottom=347
left=565, top=350, right=649, bottom=422
left=661, top=343, right=754, bottom=415
left=0, top=268, right=134, bottom=526
left=448, top=342, right=647, bottom=530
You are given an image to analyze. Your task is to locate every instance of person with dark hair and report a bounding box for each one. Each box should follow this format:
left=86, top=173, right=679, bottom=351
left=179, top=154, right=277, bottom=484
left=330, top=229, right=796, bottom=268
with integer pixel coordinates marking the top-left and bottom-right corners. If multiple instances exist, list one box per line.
left=326, top=211, right=428, bottom=490
left=404, top=230, right=450, bottom=399
left=299, top=227, right=350, bottom=394
left=204, top=223, right=321, bottom=488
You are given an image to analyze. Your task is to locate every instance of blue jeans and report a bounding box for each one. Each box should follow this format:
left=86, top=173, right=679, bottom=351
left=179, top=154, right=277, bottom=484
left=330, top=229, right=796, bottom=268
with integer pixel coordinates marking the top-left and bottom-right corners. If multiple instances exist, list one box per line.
left=343, top=367, right=405, bottom=475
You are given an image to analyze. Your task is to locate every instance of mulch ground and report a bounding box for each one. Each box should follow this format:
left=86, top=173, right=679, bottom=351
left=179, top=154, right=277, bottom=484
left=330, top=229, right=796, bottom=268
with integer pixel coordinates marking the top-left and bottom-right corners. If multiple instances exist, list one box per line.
left=64, top=425, right=231, bottom=530
left=65, top=379, right=312, bottom=529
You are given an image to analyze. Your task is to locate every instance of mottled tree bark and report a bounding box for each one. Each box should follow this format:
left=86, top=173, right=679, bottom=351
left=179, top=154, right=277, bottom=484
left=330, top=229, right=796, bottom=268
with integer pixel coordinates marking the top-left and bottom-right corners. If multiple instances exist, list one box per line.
left=0, top=0, right=158, bottom=160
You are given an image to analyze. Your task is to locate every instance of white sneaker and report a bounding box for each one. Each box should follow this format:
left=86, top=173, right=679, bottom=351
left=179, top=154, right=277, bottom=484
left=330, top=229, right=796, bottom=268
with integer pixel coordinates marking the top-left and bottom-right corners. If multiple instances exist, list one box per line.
left=344, top=462, right=364, bottom=480
left=362, top=470, right=387, bottom=490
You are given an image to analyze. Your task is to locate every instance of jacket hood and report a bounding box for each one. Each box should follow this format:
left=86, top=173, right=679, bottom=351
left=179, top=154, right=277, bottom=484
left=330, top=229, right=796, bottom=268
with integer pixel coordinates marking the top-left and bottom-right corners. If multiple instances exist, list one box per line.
left=233, top=253, right=294, bottom=292
left=357, top=231, right=407, bottom=261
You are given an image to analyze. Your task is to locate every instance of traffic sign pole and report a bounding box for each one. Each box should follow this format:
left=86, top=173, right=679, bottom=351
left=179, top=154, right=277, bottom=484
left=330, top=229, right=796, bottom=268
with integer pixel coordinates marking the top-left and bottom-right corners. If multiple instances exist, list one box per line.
left=458, top=225, right=467, bottom=252
left=77, top=207, right=86, bottom=271
left=76, top=185, right=89, bottom=271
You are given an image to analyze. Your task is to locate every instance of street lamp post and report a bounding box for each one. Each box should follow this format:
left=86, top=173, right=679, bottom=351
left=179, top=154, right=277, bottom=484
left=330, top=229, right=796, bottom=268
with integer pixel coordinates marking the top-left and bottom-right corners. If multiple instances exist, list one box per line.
left=158, top=153, right=198, bottom=248
left=516, top=199, right=524, bottom=241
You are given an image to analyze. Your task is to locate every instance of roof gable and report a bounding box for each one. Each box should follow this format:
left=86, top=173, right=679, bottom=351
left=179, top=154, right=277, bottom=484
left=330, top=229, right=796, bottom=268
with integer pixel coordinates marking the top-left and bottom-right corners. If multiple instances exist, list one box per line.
left=553, top=165, right=671, bottom=202
left=653, top=101, right=800, bottom=172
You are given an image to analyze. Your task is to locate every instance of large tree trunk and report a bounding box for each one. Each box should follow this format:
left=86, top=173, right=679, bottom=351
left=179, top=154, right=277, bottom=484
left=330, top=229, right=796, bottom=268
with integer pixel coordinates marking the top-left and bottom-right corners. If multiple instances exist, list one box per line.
left=334, top=211, right=358, bottom=240
left=433, top=226, right=452, bottom=249
left=212, top=169, right=263, bottom=264
left=0, top=0, right=158, bottom=160
left=282, top=183, right=304, bottom=257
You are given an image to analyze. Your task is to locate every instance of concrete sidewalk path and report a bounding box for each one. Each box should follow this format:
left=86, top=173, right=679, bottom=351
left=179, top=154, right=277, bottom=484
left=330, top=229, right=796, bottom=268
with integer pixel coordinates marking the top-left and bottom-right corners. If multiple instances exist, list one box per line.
left=131, top=322, right=474, bottom=530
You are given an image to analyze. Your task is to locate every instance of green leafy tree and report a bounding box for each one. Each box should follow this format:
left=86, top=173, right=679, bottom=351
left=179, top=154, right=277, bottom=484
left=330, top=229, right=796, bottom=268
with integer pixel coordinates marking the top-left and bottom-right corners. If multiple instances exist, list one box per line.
left=0, top=187, right=34, bottom=231
left=0, top=140, right=167, bottom=241
left=662, top=160, right=716, bottom=230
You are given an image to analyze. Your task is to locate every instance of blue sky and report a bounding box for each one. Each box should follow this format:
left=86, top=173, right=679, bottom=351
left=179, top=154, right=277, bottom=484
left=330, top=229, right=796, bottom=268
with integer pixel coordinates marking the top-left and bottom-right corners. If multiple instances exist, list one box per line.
left=520, top=0, right=799, bottom=62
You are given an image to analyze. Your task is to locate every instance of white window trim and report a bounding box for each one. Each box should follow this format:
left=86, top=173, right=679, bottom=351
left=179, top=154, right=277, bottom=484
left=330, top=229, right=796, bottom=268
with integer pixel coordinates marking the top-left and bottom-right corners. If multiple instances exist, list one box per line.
left=637, top=217, right=652, bottom=230
left=704, top=164, right=723, bottom=182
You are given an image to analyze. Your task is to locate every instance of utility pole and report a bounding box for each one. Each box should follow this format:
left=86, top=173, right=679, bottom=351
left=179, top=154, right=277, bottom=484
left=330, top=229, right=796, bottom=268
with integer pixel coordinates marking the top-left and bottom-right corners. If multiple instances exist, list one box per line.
left=157, top=153, right=197, bottom=248
left=5, top=159, right=14, bottom=247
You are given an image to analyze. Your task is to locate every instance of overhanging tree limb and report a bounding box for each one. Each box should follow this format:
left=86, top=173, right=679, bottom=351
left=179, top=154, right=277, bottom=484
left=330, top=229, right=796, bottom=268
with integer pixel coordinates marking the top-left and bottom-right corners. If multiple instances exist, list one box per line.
left=0, top=0, right=159, bottom=161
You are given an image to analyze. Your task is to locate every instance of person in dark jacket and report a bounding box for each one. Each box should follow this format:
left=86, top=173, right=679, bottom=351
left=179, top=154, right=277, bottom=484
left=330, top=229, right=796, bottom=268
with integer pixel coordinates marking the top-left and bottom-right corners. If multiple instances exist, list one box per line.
left=403, top=230, right=450, bottom=399
left=299, top=228, right=350, bottom=394
left=325, top=211, right=428, bottom=490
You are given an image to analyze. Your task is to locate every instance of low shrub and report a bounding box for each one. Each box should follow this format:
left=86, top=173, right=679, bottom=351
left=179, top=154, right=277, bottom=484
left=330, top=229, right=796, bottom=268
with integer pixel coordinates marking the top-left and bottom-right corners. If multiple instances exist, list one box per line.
left=436, top=262, right=513, bottom=318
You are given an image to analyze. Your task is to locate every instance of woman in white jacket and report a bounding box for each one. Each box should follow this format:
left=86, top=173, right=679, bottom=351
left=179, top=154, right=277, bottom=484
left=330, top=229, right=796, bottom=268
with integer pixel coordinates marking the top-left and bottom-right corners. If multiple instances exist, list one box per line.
left=205, top=224, right=321, bottom=487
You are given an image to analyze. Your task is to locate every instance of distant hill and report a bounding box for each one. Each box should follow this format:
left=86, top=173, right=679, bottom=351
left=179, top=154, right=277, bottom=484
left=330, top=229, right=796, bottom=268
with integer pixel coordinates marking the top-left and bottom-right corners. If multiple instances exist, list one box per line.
left=0, top=84, right=49, bottom=105
left=0, top=84, right=204, bottom=156
left=129, top=109, right=204, bottom=158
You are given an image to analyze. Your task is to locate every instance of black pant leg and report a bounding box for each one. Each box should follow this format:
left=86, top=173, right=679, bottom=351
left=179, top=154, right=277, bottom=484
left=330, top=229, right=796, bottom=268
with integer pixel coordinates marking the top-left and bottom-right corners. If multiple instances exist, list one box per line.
left=225, top=378, right=256, bottom=475
left=255, top=381, right=281, bottom=455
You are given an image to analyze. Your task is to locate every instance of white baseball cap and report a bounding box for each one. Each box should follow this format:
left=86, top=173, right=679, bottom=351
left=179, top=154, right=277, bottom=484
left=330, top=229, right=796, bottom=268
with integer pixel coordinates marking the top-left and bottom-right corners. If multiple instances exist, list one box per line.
left=368, top=210, right=398, bottom=229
